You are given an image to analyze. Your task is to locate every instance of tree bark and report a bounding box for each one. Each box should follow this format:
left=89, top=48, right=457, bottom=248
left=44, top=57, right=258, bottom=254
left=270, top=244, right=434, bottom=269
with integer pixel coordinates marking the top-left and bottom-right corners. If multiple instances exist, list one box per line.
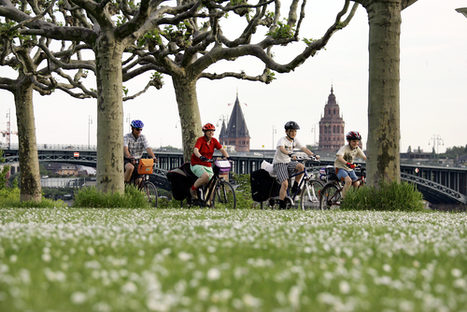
left=366, top=0, right=401, bottom=186
left=15, top=75, right=42, bottom=201
left=172, top=75, right=202, bottom=162
left=94, top=32, right=125, bottom=194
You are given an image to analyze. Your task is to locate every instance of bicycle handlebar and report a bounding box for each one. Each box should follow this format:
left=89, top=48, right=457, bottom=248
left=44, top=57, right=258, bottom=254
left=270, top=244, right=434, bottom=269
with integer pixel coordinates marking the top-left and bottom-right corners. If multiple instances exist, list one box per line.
left=289, top=152, right=319, bottom=162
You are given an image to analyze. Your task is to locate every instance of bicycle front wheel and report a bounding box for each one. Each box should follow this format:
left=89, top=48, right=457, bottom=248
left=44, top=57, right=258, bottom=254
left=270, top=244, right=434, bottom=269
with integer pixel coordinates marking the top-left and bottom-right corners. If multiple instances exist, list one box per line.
left=299, top=179, right=324, bottom=210
left=143, top=181, right=158, bottom=208
left=212, top=181, right=236, bottom=209
left=319, top=183, right=341, bottom=210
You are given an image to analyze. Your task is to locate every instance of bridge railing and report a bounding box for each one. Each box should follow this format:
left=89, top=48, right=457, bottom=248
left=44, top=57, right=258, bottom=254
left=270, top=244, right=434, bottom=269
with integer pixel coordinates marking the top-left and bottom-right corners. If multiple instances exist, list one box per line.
left=3, top=149, right=466, bottom=200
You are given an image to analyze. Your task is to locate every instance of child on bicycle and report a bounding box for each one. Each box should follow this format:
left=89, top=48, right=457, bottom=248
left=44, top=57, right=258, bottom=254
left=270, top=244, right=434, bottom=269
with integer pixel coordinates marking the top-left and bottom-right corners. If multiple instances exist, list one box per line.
left=273, top=121, right=319, bottom=209
left=334, top=131, right=367, bottom=198
left=190, top=123, right=230, bottom=199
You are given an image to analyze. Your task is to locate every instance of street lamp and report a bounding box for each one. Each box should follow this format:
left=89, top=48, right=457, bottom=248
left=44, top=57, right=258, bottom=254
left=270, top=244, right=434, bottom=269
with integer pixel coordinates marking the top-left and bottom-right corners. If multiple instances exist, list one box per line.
left=88, top=115, right=92, bottom=149
left=272, top=126, right=277, bottom=149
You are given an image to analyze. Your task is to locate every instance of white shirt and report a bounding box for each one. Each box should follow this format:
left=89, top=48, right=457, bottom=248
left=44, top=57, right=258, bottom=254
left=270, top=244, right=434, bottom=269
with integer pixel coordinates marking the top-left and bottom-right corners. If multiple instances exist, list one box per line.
left=273, top=136, right=304, bottom=164
left=334, top=144, right=366, bottom=170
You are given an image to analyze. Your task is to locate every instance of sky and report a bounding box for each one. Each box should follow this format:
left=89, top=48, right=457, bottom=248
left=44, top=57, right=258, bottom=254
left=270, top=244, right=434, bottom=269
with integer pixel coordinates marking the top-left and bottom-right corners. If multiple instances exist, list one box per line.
left=1, top=0, right=466, bottom=153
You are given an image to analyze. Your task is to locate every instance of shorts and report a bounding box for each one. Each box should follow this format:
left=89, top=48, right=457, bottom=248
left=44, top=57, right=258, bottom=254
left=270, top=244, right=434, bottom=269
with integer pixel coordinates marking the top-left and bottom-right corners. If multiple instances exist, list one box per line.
left=273, top=161, right=298, bottom=183
left=337, top=168, right=358, bottom=182
left=124, top=158, right=140, bottom=180
left=190, top=164, right=214, bottom=179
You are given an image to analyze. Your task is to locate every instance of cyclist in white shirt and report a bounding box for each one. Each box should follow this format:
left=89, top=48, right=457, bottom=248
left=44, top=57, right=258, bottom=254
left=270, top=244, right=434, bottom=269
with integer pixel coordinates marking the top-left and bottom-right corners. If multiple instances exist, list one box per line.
left=273, top=121, right=320, bottom=209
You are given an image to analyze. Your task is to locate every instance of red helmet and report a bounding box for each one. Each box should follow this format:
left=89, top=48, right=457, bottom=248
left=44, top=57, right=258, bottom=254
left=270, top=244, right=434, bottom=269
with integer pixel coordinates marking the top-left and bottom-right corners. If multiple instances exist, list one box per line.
left=346, top=131, right=362, bottom=141
left=202, top=123, right=216, bottom=131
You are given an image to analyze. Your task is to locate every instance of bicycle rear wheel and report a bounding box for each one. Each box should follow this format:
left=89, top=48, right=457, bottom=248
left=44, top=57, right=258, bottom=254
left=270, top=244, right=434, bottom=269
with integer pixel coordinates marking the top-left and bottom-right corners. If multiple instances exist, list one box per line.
left=299, top=179, right=324, bottom=210
left=319, top=183, right=341, bottom=210
left=212, top=181, right=236, bottom=209
left=143, top=181, right=158, bottom=208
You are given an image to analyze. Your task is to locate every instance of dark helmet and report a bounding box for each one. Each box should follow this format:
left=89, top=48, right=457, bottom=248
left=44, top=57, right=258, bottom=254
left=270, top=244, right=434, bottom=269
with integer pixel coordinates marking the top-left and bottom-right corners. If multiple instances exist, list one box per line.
left=284, top=121, right=300, bottom=130
left=202, top=123, right=216, bottom=131
left=346, top=131, right=362, bottom=141
left=130, top=120, right=144, bottom=129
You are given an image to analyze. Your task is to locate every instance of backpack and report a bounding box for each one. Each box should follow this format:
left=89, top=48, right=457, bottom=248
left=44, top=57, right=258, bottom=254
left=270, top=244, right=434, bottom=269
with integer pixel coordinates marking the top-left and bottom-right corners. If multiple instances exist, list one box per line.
left=166, top=163, right=197, bottom=200
left=250, top=169, right=281, bottom=202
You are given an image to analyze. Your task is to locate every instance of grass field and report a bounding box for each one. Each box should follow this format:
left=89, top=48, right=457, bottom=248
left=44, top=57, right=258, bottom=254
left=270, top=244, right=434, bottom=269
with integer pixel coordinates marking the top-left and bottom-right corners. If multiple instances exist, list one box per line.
left=0, top=208, right=465, bottom=311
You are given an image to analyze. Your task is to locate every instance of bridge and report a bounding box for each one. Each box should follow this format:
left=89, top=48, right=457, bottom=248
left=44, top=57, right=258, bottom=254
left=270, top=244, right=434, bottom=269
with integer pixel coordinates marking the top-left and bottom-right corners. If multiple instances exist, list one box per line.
left=2, top=148, right=466, bottom=204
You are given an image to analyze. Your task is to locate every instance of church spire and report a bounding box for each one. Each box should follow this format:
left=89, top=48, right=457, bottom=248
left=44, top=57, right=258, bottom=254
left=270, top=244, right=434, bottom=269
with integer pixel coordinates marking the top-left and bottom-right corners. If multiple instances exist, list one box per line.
left=224, top=92, right=250, bottom=152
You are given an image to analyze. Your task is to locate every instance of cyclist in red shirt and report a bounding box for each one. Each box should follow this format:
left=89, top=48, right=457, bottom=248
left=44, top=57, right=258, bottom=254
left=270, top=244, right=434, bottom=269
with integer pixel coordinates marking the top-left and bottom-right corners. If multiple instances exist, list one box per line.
left=190, top=123, right=230, bottom=199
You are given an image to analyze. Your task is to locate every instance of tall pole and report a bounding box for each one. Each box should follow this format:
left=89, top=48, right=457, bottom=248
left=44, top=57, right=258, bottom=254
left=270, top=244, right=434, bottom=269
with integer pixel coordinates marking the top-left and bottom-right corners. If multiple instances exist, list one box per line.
left=428, top=134, right=444, bottom=154
left=272, top=126, right=276, bottom=149
left=7, top=109, right=11, bottom=149
left=88, top=115, right=92, bottom=149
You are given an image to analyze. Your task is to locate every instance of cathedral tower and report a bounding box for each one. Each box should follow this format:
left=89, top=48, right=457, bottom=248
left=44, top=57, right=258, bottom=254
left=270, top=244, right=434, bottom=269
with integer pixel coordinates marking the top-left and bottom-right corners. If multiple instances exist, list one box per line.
left=319, top=86, right=345, bottom=151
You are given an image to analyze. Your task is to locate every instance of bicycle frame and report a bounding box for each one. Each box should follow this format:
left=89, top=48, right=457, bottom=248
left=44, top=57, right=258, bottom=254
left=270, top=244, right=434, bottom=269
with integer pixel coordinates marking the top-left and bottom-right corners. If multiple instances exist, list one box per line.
left=127, top=159, right=158, bottom=207
left=191, top=159, right=236, bottom=209
left=262, top=154, right=322, bottom=209
left=320, top=165, right=366, bottom=209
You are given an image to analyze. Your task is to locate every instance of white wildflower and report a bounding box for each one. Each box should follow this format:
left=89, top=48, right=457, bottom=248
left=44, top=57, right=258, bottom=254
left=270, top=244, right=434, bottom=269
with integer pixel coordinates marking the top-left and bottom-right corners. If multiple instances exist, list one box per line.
left=121, top=281, right=137, bottom=294
left=451, top=268, right=462, bottom=278
left=87, top=247, right=95, bottom=256
left=71, top=291, right=87, bottom=304
left=453, top=278, right=466, bottom=288
left=207, top=268, right=221, bottom=280
left=243, top=293, right=262, bottom=308
left=178, top=252, right=192, bottom=262
left=41, top=253, right=51, bottom=262
left=339, top=280, right=350, bottom=294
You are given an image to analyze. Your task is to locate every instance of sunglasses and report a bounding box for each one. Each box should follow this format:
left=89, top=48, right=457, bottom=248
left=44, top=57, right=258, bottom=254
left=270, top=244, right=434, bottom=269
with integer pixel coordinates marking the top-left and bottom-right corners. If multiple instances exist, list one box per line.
left=134, top=128, right=142, bottom=131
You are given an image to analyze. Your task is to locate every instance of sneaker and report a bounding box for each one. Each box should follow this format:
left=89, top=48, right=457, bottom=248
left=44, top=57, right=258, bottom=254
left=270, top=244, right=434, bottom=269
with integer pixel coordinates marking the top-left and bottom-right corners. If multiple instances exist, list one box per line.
left=279, top=200, right=287, bottom=209
left=190, top=188, right=198, bottom=199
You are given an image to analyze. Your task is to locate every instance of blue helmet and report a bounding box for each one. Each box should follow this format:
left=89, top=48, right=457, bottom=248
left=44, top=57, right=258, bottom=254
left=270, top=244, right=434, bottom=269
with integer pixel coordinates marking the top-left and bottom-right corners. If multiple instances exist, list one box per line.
left=130, top=120, right=144, bottom=129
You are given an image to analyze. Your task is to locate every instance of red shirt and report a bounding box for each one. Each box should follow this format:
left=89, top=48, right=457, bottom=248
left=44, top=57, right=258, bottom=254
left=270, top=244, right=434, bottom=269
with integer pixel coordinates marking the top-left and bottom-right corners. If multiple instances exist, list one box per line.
left=190, top=136, right=222, bottom=167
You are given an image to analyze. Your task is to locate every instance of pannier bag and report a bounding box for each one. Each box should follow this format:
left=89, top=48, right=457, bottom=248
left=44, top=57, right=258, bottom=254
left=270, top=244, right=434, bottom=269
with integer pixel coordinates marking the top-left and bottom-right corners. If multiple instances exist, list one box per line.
left=250, top=169, right=281, bottom=202
left=138, top=158, right=154, bottom=175
left=166, top=163, right=198, bottom=200
left=320, top=165, right=338, bottom=182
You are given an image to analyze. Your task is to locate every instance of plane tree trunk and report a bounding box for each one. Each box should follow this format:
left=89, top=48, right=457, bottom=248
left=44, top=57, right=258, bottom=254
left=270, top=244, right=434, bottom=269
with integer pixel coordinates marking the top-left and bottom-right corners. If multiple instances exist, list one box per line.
left=172, top=75, right=202, bottom=162
left=15, top=75, right=42, bottom=201
left=95, top=33, right=125, bottom=194
left=365, top=0, right=402, bottom=186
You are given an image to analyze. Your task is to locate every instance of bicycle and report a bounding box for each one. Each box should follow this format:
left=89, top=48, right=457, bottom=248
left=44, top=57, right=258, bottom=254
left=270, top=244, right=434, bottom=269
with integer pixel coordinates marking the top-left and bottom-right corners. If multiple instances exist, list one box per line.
left=126, top=158, right=158, bottom=208
left=319, top=165, right=366, bottom=210
left=189, top=159, right=237, bottom=209
left=261, top=153, right=324, bottom=210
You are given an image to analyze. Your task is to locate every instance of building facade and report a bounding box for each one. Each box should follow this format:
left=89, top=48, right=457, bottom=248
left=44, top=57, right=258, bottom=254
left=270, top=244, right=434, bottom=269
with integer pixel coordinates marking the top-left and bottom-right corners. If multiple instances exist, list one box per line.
left=219, top=94, right=250, bottom=152
left=319, top=86, right=345, bottom=152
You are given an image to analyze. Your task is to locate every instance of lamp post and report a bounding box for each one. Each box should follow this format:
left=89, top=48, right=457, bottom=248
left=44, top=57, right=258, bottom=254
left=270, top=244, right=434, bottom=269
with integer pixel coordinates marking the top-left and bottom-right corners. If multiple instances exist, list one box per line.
left=272, top=126, right=277, bottom=149
left=88, top=115, right=92, bottom=149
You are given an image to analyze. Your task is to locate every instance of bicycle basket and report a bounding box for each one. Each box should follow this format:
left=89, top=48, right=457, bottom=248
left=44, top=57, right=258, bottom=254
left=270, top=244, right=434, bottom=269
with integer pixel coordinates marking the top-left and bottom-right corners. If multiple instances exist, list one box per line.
left=137, top=159, right=154, bottom=174
left=214, top=160, right=231, bottom=173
